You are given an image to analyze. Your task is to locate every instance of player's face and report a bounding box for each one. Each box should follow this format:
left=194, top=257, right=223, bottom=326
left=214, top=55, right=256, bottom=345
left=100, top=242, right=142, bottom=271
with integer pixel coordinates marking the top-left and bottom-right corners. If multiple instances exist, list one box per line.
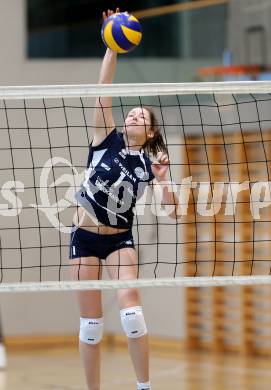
left=124, top=107, right=154, bottom=148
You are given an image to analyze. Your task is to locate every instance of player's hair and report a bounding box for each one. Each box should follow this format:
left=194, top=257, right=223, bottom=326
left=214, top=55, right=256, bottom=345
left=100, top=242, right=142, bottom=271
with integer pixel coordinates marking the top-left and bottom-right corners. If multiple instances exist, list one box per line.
left=142, top=107, right=167, bottom=156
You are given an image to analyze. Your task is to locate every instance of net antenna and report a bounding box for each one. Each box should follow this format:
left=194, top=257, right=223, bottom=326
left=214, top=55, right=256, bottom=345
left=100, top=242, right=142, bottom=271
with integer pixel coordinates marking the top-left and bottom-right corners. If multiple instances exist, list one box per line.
left=1, top=81, right=271, bottom=292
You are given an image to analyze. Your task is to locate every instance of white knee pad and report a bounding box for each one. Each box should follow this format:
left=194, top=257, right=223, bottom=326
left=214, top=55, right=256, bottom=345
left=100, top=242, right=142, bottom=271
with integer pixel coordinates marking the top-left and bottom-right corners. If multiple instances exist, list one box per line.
left=79, top=317, right=103, bottom=345
left=120, top=306, right=147, bottom=339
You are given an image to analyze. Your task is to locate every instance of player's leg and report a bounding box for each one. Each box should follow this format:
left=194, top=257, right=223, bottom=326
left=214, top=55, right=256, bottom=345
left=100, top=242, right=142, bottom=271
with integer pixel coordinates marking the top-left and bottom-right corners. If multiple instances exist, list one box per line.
left=70, top=227, right=103, bottom=390
left=71, top=256, right=102, bottom=390
left=106, top=246, right=150, bottom=390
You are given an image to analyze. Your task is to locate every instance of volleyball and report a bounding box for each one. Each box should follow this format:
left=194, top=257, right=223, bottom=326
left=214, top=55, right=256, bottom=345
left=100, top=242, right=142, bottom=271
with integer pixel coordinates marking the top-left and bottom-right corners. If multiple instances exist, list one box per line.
left=101, top=12, right=142, bottom=53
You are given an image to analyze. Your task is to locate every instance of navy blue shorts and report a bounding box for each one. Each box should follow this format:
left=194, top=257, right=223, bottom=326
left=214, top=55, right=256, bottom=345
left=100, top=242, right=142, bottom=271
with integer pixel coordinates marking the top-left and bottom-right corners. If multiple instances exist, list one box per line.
left=69, top=226, right=135, bottom=260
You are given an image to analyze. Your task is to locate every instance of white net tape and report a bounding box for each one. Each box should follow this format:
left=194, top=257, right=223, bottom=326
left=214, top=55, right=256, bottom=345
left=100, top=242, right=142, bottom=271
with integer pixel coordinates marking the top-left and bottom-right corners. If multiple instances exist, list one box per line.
left=0, top=81, right=271, bottom=99
left=1, top=275, right=271, bottom=293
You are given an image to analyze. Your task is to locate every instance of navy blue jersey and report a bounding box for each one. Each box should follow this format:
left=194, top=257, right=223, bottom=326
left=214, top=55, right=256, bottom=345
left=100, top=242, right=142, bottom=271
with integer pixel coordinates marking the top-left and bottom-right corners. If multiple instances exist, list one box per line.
left=75, top=129, right=155, bottom=228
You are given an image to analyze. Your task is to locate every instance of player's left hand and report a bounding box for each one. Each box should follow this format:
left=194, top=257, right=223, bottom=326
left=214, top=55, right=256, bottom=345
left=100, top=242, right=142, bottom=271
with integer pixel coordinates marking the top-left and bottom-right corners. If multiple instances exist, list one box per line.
left=151, top=152, right=170, bottom=181
left=102, top=8, right=120, bottom=22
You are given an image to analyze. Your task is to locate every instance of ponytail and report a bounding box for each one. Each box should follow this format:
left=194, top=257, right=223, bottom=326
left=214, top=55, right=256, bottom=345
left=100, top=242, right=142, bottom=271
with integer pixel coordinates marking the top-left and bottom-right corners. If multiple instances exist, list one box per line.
left=141, top=108, right=167, bottom=157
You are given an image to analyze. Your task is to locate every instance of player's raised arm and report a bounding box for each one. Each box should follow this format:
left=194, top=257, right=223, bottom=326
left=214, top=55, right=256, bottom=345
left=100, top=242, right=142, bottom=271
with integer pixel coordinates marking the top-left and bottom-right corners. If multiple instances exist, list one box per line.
left=92, top=9, right=119, bottom=147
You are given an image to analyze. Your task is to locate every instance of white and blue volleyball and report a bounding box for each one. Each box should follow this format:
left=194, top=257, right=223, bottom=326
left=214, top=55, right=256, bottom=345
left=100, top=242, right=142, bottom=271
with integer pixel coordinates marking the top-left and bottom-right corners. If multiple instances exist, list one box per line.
left=101, top=12, right=142, bottom=53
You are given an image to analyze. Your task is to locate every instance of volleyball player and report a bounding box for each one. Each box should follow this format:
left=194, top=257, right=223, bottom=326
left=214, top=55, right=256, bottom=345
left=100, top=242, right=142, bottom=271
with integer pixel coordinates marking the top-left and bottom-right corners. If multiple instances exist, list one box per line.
left=70, top=9, right=178, bottom=390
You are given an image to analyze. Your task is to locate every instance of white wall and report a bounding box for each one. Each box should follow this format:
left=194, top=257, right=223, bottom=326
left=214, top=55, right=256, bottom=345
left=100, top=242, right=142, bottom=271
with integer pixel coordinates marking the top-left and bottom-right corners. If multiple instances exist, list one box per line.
left=228, top=0, right=271, bottom=65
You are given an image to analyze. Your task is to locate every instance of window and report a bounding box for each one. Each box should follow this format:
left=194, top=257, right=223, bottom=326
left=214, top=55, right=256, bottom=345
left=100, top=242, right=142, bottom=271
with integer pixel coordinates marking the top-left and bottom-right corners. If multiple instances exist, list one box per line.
left=27, top=0, right=180, bottom=58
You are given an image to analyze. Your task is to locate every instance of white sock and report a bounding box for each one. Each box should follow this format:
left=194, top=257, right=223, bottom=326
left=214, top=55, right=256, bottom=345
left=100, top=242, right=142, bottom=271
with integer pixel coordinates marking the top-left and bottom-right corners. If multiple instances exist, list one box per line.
left=137, top=381, right=151, bottom=390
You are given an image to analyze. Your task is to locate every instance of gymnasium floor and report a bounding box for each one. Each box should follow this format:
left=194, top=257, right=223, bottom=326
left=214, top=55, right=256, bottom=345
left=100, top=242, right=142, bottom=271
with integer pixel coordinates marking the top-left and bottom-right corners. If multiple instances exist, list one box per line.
left=6, top=345, right=271, bottom=389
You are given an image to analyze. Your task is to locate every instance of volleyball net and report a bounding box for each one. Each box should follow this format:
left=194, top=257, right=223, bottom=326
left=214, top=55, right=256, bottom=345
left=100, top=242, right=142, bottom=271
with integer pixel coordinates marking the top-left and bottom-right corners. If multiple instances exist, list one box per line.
left=1, top=81, right=271, bottom=292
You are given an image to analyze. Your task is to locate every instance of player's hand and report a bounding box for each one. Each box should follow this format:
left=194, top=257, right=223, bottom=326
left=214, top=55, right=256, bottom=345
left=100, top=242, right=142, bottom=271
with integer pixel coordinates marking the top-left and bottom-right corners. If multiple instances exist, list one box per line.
left=102, top=8, right=120, bottom=22
left=151, top=152, right=170, bottom=181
